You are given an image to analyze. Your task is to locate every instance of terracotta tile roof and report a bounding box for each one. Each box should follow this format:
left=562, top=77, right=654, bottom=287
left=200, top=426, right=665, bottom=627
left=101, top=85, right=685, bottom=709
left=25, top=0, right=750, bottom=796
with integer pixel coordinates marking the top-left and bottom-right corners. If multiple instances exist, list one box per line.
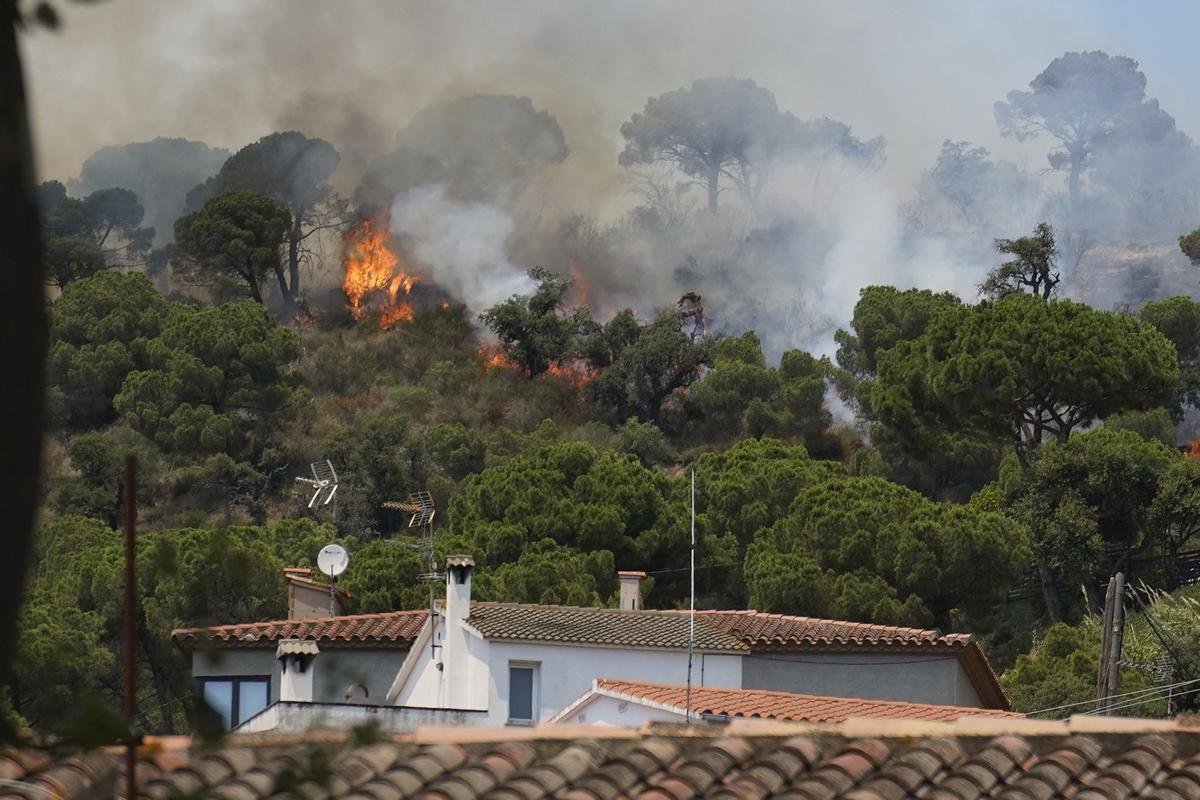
left=464, top=603, right=749, bottom=651
left=171, top=609, right=427, bottom=650
left=7, top=719, right=1200, bottom=799
left=697, top=609, right=972, bottom=648
left=464, top=603, right=968, bottom=651
left=170, top=603, right=1006, bottom=707
left=172, top=603, right=969, bottom=654
left=582, top=678, right=1023, bottom=723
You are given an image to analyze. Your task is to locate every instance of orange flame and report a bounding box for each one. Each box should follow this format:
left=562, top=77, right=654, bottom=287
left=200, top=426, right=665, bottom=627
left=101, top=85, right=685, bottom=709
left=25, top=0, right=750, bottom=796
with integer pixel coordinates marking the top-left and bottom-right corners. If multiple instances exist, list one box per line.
left=1188, top=437, right=1200, bottom=460
left=343, top=219, right=418, bottom=328
left=478, top=344, right=518, bottom=370
left=546, top=359, right=597, bottom=388
left=569, top=258, right=592, bottom=308
left=477, top=343, right=595, bottom=387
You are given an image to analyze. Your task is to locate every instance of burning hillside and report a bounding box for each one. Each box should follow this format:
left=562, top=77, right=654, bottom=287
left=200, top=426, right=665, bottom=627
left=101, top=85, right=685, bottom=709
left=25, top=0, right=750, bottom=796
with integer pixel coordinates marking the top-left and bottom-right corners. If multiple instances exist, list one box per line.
left=342, top=219, right=417, bottom=327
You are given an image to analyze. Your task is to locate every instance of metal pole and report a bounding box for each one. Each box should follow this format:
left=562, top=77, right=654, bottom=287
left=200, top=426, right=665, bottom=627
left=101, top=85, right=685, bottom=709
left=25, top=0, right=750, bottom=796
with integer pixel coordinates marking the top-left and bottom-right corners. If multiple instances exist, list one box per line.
left=122, top=455, right=138, bottom=800
left=685, top=468, right=695, bottom=724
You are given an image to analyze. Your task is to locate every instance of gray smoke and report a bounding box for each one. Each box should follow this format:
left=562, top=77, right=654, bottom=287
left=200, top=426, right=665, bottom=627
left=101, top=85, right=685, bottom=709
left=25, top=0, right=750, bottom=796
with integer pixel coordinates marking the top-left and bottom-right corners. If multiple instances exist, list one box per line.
left=389, top=184, right=536, bottom=314
left=22, top=3, right=1200, bottom=354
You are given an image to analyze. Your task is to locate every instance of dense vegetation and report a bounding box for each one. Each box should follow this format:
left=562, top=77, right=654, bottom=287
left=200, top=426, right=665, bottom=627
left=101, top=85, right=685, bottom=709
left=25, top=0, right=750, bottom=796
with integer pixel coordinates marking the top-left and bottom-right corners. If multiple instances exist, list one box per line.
left=15, top=49, right=1200, bottom=737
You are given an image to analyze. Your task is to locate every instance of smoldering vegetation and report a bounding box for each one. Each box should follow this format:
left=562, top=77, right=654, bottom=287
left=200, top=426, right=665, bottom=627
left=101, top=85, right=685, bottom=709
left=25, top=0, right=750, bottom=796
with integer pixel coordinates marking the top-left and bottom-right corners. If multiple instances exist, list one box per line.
left=44, top=42, right=1200, bottom=359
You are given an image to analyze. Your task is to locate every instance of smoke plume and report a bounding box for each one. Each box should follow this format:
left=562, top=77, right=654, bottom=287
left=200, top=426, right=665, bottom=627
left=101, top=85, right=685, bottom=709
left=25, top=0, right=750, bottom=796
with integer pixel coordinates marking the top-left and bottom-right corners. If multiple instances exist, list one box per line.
left=390, top=184, right=535, bottom=314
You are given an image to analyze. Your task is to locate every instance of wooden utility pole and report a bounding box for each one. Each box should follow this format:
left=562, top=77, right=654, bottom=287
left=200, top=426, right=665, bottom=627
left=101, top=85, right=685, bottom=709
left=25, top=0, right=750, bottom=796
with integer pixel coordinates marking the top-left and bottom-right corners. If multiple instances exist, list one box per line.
left=1095, top=572, right=1125, bottom=714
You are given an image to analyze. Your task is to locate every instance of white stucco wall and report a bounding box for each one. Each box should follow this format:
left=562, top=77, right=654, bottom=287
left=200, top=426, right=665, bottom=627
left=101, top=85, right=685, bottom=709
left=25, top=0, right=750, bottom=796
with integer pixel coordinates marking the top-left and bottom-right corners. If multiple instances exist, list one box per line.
left=738, top=651, right=983, bottom=707
left=193, top=647, right=409, bottom=707
left=392, top=614, right=744, bottom=726
left=556, top=694, right=687, bottom=727
left=392, top=617, right=490, bottom=711
left=483, top=641, right=742, bottom=726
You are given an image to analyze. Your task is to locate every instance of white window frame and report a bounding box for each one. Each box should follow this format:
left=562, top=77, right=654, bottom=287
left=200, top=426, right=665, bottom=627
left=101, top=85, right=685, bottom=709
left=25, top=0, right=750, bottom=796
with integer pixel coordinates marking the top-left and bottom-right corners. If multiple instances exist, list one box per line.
left=507, top=661, right=539, bottom=725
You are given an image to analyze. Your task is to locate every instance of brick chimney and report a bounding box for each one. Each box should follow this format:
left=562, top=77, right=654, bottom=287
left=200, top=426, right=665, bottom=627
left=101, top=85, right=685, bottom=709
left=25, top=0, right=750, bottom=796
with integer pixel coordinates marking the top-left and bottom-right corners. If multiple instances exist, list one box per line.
left=285, top=567, right=347, bottom=619
left=618, top=570, right=646, bottom=611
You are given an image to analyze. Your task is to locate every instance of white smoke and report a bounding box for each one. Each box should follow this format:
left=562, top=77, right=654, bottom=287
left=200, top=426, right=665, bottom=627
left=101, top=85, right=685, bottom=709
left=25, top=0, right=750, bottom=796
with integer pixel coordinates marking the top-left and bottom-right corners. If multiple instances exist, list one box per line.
left=389, top=184, right=536, bottom=313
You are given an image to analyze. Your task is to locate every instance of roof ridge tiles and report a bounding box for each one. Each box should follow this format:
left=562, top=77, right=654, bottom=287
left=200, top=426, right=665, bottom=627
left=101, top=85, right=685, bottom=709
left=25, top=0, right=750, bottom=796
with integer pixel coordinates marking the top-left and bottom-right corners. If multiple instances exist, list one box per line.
left=174, top=607, right=427, bottom=635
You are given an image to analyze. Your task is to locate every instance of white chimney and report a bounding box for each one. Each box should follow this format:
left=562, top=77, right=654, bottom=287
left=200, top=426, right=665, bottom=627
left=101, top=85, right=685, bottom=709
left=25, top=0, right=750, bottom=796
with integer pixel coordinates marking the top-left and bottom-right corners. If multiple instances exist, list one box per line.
left=446, top=554, right=474, bottom=621
left=618, top=570, right=646, bottom=611
left=276, top=639, right=319, bottom=703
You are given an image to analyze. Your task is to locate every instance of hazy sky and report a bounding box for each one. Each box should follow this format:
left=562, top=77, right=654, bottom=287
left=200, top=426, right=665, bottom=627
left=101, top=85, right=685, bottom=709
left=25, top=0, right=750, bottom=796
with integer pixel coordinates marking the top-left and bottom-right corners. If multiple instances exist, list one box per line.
left=20, top=0, right=1200, bottom=215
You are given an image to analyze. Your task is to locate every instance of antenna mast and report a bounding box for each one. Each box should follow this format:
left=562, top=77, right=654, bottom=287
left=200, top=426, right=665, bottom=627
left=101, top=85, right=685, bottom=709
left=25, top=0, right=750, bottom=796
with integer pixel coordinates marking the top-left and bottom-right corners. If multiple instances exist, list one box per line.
left=384, top=491, right=440, bottom=659
left=686, top=467, right=696, bottom=723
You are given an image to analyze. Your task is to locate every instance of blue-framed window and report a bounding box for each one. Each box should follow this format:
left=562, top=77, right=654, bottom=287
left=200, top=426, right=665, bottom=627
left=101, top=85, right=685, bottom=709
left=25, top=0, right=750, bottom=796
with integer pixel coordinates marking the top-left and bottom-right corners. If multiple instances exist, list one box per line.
left=198, top=676, right=270, bottom=729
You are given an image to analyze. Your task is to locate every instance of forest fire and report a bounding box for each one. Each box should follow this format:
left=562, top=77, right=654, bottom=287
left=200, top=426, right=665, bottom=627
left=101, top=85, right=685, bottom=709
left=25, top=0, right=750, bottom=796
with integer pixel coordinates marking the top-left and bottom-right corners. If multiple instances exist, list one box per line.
left=569, top=259, right=592, bottom=308
left=1187, top=437, right=1200, bottom=460
left=477, top=343, right=596, bottom=387
left=478, top=344, right=518, bottom=370
left=343, top=219, right=417, bottom=328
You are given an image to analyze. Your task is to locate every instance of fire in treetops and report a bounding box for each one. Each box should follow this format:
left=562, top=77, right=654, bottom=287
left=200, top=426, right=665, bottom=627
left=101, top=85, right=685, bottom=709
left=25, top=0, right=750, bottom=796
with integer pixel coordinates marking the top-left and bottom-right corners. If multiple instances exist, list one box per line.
left=342, top=219, right=417, bottom=327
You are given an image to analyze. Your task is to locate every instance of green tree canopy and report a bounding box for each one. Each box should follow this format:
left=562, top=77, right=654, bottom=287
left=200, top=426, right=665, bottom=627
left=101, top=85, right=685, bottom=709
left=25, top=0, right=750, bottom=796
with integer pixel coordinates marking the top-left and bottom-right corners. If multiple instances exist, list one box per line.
left=186, top=132, right=343, bottom=305
left=1140, top=296, right=1200, bottom=421
left=113, top=301, right=303, bottom=461
left=48, top=271, right=169, bottom=428
left=479, top=267, right=591, bottom=377
left=980, top=222, right=1060, bottom=300
left=872, top=294, right=1178, bottom=464
left=745, top=475, right=1030, bottom=629
left=833, top=285, right=994, bottom=500
left=447, top=440, right=688, bottom=605
left=474, top=539, right=614, bottom=607
left=38, top=180, right=153, bottom=287
left=1001, top=621, right=1161, bottom=717
left=585, top=310, right=712, bottom=425
left=693, top=438, right=843, bottom=606
left=1001, top=428, right=1184, bottom=620
left=173, top=190, right=292, bottom=303
left=684, top=333, right=831, bottom=450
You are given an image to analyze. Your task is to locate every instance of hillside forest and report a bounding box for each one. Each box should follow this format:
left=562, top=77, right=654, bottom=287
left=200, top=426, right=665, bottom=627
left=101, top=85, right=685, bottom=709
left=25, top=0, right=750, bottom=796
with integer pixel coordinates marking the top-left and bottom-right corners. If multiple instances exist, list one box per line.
left=14, top=50, right=1200, bottom=736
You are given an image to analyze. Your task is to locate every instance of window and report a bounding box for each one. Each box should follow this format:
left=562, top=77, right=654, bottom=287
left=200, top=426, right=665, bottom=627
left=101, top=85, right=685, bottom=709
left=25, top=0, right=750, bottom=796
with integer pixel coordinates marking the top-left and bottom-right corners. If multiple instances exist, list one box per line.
left=508, top=663, right=538, bottom=724
left=198, top=677, right=270, bottom=729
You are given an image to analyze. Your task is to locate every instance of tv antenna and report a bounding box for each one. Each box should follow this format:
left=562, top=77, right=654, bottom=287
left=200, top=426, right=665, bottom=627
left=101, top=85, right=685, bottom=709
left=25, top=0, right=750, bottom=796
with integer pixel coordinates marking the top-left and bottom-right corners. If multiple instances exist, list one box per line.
left=383, top=491, right=441, bottom=658
left=296, top=459, right=339, bottom=509
left=316, top=543, right=349, bottom=617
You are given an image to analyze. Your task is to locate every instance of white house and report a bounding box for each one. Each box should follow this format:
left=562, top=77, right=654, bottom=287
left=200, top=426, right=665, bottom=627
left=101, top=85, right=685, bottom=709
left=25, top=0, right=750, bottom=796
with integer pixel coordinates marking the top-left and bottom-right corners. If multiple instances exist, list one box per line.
left=549, top=678, right=1023, bottom=727
left=385, top=556, right=1009, bottom=727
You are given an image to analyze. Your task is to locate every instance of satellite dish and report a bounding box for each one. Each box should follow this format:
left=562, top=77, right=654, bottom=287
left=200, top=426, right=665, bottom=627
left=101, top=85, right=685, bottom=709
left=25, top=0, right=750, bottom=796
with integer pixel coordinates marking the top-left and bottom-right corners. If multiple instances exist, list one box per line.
left=317, top=544, right=349, bottom=578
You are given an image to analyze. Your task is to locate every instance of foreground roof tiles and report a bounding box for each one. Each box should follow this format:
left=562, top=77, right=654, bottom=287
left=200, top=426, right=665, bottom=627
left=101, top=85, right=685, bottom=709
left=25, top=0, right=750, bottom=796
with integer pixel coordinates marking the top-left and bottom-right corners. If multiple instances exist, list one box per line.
left=586, top=678, right=1023, bottom=723
left=5, top=719, right=1200, bottom=800
left=171, top=609, right=428, bottom=650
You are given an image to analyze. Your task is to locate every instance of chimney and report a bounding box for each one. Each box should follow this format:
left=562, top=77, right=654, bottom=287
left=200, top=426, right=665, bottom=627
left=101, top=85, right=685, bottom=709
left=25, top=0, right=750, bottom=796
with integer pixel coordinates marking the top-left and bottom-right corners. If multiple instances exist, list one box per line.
left=445, top=555, right=474, bottom=621
left=285, top=567, right=346, bottom=619
left=276, top=639, right=319, bottom=703
left=618, top=571, right=646, bottom=611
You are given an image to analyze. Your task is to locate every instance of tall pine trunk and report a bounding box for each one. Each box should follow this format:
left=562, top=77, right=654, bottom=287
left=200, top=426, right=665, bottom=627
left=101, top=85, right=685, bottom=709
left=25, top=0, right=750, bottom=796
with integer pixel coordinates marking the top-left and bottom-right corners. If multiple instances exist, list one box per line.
left=706, top=167, right=719, bottom=214
left=0, top=10, right=47, bottom=684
